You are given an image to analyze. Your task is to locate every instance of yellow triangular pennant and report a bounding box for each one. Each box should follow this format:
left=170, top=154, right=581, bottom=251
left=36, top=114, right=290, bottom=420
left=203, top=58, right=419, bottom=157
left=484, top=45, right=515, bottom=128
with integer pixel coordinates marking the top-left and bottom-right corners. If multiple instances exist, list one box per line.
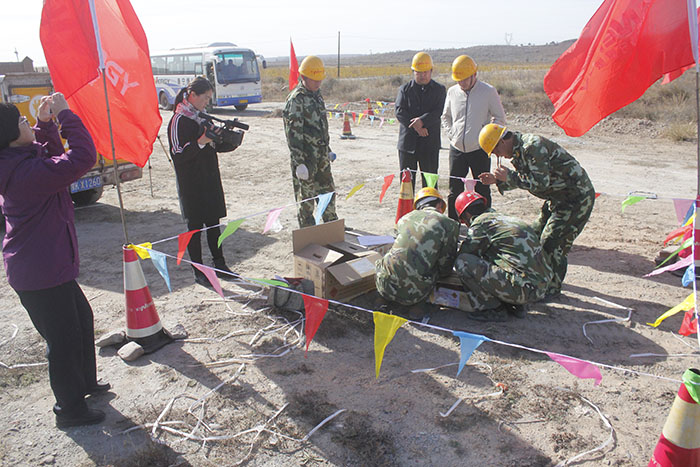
left=648, top=293, right=695, bottom=327
left=130, top=242, right=152, bottom=259
left=345, top=183, right=365, bottom=200
left=373, top=311, right=407, bottom=378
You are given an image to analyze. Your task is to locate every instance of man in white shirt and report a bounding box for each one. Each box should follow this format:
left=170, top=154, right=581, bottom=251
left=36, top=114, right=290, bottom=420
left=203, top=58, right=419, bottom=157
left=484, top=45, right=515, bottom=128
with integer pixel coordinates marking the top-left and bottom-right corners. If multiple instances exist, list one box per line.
left=441, top=55, right=506, bottom=220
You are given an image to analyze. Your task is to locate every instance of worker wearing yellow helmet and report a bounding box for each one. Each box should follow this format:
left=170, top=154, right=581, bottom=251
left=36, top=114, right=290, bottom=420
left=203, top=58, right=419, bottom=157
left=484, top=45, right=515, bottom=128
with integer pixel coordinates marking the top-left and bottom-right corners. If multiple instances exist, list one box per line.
left=283, top=55, right=338, bottom=227
left=395, top=52, right=446, bottom=191
left=477, top=125, right=595, bottom=300
left=441, top=55, right=505, bottom=220
left=375, top=186, right=459, bottom=317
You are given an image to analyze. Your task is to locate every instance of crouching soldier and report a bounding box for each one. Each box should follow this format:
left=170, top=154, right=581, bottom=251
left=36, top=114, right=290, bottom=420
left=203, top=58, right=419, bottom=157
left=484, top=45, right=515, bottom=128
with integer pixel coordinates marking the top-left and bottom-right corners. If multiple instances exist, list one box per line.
left=454, top=191, right=553, bottom=319
left=478, top=124, right=595, bottom=299
left=375, top=188, right=460, bottom=314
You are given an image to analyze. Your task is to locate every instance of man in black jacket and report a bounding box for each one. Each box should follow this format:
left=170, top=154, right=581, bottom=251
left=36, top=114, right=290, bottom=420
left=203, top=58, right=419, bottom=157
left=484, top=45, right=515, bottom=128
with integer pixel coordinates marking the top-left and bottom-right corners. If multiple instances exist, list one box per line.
left=395, top=52, right=446, bottom=190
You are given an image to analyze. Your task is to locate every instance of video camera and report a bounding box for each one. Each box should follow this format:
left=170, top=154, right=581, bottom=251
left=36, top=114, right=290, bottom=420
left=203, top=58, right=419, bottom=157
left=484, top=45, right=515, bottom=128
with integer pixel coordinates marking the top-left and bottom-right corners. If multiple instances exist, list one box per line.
left=198, top=112, right=249, bottom=148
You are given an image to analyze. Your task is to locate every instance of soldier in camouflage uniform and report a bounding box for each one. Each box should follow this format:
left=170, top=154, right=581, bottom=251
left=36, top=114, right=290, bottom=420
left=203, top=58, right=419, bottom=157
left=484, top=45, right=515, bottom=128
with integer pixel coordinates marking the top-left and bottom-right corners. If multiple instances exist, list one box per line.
left=283, top=55, right=338, bottom=228
left=478, top=124, right=595, bottom=298
left=375, top=188, right=460, bottom=306
left=452, top=192, right=553, bottom=313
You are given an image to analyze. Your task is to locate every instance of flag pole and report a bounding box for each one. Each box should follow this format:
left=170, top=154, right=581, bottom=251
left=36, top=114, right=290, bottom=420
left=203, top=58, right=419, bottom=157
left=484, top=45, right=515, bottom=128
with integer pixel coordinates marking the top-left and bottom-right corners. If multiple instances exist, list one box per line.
left=89, top=0, right=130, bottom=244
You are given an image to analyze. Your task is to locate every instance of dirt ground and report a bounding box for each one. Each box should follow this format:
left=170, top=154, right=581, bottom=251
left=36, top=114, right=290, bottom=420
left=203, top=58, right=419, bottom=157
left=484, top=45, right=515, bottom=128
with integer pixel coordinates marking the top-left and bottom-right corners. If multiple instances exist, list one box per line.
left=0, top=102, right=698, bottom=466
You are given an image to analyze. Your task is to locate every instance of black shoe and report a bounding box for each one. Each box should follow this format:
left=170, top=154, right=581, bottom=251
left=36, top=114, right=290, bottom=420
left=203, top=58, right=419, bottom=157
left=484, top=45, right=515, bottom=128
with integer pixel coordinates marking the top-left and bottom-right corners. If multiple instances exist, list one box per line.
left=192, top=267, right=213, bottom=288
left=86, top=381, right=111, bottom=396
left=213, top=260, right=236, bottom=281
left=503, top=303, right=528, bottom=319
left=55, top=406, right=105, bottom=428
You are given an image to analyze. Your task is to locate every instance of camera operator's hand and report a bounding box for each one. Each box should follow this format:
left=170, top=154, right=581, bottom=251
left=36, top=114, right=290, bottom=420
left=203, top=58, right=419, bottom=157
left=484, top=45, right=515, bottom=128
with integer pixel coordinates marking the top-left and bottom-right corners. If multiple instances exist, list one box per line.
left=37, top=96, right=52, bottom=122
left=197, top=133, right=214, bottom=145
left=49, top=93, right=70, bottom=117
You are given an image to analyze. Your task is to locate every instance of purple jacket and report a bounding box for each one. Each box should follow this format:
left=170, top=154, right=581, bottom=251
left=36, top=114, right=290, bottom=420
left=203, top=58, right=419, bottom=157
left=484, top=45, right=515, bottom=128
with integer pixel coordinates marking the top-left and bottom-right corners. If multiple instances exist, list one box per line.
left=0, top=110, right=96, bottom=291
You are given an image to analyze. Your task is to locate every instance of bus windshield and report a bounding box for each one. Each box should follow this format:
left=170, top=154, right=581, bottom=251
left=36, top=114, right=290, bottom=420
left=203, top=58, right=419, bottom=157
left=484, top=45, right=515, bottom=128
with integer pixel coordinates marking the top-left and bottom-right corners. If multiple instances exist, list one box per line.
left=215, top=52, right=259, bottom=84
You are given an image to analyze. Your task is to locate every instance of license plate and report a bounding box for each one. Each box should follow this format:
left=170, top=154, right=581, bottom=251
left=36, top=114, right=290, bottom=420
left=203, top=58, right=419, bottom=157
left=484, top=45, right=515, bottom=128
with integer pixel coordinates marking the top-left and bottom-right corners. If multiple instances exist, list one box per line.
left=239, top=99, right=248, bottom=103
left=70, top=175, right=102, bottom=193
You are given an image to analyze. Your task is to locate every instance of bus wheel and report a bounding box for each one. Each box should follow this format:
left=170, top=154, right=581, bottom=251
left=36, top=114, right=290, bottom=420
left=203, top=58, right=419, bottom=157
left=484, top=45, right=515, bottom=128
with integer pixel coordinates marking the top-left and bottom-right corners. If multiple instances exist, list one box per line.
left=159, top=92, right=172, bottom=110
left=71, top=187, right=104, bottom=207
left=234, top=104, right=248, bottom=111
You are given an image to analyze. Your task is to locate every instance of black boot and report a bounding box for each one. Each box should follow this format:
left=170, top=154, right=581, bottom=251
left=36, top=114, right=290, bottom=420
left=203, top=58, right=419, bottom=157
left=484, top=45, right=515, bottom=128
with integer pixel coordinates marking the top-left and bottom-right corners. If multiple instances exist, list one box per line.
left=213, top=258, right=236, bottom=282
left=54, top=402, right=105, bottom=429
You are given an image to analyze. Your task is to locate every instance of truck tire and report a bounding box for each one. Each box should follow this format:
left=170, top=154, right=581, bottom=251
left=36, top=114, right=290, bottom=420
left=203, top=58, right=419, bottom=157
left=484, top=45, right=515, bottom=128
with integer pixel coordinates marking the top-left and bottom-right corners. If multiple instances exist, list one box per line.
left=159, top=92, right=172, bottom=110
left=234, top=104, right=248, bottom=111
left=71, top=186, right=104, bottom=206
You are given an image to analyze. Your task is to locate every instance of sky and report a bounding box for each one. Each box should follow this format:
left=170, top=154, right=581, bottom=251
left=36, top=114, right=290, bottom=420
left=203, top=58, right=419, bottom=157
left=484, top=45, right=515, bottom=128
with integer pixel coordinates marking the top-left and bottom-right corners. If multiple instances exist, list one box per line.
left=2, top=0, right=604, bottom=66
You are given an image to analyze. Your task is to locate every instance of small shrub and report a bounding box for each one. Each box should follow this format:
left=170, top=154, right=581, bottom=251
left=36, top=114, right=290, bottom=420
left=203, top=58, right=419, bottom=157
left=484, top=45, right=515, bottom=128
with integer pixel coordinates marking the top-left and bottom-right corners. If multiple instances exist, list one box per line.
left=662, top=122, right=697, bottom=142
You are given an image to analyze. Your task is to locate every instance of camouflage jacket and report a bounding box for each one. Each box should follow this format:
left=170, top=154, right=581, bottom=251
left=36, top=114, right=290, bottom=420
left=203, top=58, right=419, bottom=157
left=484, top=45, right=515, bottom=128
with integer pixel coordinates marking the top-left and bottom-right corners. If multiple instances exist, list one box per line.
left=282, top=84, right=330, bottom=178
left=459, top=210, right=553, bottom=286
left=377, top=207, right=460, bottom=303
left=497, top=132, right=594, bottom=202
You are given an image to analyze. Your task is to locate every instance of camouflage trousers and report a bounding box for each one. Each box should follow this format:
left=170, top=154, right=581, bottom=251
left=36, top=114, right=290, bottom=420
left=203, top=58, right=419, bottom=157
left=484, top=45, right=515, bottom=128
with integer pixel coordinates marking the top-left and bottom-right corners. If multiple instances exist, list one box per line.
left=454, top=253, right=546, bottom=312
left=375, top=258, right=434, bottom=306
left=532, top=189, right=595, bottom=296
left=291, top=156, right=338, bottom=228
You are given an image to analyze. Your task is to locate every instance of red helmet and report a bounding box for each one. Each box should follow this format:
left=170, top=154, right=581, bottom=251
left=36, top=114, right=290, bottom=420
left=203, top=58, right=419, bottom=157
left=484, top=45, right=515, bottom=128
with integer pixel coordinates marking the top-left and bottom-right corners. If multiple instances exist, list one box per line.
left=455, top=191, right=486, bottom=218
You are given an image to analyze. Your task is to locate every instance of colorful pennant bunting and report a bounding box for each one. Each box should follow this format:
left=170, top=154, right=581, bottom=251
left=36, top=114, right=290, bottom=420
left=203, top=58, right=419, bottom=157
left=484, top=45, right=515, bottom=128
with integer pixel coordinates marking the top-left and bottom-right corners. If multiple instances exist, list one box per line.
left=346, top=183, right=365, bottom=200
left=314, top=193, right=334, bottom=225
left=302, top=294, right=330, bottom=355
left=177, top=230, right=198, bottom=265
left=130, top=242, right=152, bottom=260
left=673, top=198, right=695, bottom=224
left=263, top=208, right=284, bottom=234
left=545, top=352, right=602, bottom=385
left=423, top=172, right=439, bottom=189
left=453, top=331, right=489, bottom=376
left=373, top=312, right=407, bottom=378
left=218, top=219, right=245, bottom=247
left=379, top=174, right=394, bottom=203
left=648, top=293, right=694, bottom=327
left=192, top=263, right=224, bottom=298
left=621, top=195, right=645, bottom=213
left=149, top=250, right=171, bottom=292
left=679, top=309, right=698, bottom=336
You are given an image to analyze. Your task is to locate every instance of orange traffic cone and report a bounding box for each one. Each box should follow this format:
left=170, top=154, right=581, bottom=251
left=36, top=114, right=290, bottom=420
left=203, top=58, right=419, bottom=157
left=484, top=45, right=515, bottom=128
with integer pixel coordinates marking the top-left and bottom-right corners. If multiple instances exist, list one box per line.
left=340, top=111, right=356, bottom=139
left=123, top=246, right=172, bottom=353
left=395, top=169, right=414, bottom=225
left=365, top=98, right=374, bottom=116
left=649, top=368, right=700, bottom=466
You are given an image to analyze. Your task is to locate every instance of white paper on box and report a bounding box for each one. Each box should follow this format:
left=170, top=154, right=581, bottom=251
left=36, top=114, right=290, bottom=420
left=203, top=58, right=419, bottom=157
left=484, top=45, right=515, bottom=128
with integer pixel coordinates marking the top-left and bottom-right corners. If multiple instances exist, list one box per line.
left=433, top=288, right=460, bottom=309
left=349, top=257, right=375, bottom=275
left=358, top=235, right=395, bottom=247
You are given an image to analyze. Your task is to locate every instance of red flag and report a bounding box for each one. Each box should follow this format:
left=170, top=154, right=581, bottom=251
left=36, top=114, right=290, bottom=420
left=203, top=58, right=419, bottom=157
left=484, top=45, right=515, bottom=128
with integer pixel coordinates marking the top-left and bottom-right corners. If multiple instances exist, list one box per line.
left=40, top=0, right=161, bottom=167
left=379, top=174, right=395, bottom=203
left=289, top=39, right=299, bottom=90
left=177, top=230, right=198, bottom=265
left=301, top=294, right=329, bottom=355
left=544, top=0, right=700, bottom=136
left=679, top=309, right=698, bottom=336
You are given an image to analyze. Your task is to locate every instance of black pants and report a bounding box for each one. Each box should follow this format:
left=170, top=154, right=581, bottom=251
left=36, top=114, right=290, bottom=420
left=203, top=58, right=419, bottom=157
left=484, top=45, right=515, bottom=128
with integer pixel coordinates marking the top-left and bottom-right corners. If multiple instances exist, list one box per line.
left=186, top=219, right=224, bottom=265
left=447, top=146, right=492, bottom=220
left=16, top=280, right=96, bottom=412
left=398, top=140, right=440, bottom=192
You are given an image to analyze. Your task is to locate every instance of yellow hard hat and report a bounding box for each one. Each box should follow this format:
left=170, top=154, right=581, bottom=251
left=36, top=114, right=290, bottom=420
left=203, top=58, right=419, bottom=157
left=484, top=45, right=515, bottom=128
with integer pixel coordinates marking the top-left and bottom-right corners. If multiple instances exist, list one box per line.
left=299, top=55, right=325, bottom=81
left=479, top=123, right=507, bottom=156
left=414, top=187, right=445, bottom=212
left=411, top=52, right=433, bottom=72
left=452, top=55, right=477, bottom=81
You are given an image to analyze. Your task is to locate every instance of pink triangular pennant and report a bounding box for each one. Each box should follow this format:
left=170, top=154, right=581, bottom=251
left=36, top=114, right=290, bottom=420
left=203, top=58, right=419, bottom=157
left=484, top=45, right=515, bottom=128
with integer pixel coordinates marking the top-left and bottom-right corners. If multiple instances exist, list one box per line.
left=463, top=178, right=477, bottom=192
left=192, top=263, right=225, bottom=298
left=673, top=198, right=695, bottom=224
left=546, top=352, right=601, bottom=385
left=263, top=208, right=284, bottom=234
left=302, top=294, right=329, bottom=355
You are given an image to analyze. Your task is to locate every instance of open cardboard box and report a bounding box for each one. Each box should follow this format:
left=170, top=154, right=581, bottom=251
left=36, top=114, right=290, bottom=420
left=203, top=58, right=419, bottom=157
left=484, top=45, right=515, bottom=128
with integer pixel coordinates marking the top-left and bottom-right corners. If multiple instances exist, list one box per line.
left=428, top=272, right=473, bottom=312
left=343, top=227, right=394, bottom=257
left=292, top=219, right=382, bottom=301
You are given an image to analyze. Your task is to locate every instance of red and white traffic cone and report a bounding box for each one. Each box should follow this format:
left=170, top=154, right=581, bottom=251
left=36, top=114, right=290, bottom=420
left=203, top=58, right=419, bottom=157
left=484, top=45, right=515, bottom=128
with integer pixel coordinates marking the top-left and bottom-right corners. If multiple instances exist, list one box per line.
left=649, top=368, right=700, bottom=466
left=340, top=111, right=356, bottom=139
left=395, top=169, right=414, bottom=225
left=123, top=246, right=172, bottom=353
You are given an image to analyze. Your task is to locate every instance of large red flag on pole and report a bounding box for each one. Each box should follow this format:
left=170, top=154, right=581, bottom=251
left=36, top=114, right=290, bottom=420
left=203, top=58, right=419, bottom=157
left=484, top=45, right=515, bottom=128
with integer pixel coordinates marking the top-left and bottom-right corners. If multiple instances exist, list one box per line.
left=544, top=0, right=700, bottom=137
left=40, top=0, right=161, bottom=168
left=289, top=39, right=299, bottom=90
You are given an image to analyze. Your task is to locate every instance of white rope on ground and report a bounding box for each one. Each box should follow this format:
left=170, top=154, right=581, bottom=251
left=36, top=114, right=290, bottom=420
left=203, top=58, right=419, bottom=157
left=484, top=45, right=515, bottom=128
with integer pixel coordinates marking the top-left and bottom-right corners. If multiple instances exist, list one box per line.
left=553, top=388, right=615, bottom=466
left=0, top=324, right=18, bottom=348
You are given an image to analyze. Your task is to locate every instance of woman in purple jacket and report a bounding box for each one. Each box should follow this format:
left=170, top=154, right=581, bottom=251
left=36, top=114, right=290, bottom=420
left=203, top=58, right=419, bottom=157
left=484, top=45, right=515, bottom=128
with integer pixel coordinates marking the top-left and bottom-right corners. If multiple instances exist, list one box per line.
left=0, top=93, right=109, bottom=428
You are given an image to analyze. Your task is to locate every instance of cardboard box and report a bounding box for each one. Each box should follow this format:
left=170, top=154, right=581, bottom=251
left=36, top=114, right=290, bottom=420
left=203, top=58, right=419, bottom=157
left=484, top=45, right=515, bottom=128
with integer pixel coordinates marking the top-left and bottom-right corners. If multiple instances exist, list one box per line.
left=343, top=228, right=394, bottom=257
left=293, top=219, right=382, bottom=301
left=428, top=273, right=474, bottom=312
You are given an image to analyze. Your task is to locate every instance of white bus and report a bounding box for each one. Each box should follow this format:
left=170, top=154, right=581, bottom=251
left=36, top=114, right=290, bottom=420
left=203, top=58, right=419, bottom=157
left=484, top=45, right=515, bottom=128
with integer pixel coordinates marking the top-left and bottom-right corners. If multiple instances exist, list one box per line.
left=151, top=42, right=265, bottom=111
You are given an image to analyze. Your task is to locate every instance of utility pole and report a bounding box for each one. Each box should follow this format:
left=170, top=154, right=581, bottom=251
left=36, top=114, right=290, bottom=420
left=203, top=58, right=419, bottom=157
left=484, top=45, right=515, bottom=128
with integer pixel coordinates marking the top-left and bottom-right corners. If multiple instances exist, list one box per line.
left=337, top=31, right=340, bottom=78
left=14, top=48, right=19, bottom=62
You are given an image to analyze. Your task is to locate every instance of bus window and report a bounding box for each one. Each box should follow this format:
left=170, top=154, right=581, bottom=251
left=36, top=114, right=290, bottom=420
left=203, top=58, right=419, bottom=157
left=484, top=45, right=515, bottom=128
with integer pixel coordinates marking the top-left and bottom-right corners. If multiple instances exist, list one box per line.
left=215, top=52, right=259, bottom=84
left=151, top=56, right=166, bottom=74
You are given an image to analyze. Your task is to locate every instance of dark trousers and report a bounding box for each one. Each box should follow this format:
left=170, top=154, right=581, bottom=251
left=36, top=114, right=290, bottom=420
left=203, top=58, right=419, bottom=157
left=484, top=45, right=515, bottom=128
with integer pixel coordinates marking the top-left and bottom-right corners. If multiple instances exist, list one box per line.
left=447, top=146, right=492, bottom=220
left=398, top=140, right=440, bottom=192
left=16, top=280, right=96, bottom=412
left=186, top=219, right=224, bottom=265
